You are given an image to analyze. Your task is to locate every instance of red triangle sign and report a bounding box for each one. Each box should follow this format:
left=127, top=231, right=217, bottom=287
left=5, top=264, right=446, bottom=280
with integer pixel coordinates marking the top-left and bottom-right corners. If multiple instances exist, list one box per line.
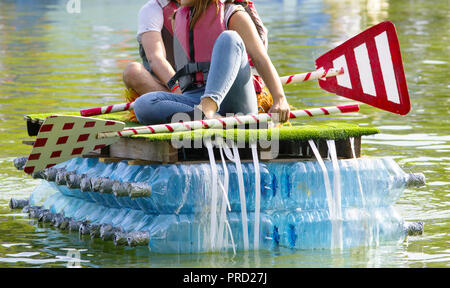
left=316, top=21, right=410, bottom=115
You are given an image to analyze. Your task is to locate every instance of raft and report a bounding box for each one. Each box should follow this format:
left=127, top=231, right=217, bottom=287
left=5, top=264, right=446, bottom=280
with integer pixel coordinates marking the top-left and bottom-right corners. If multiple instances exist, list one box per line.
left=13, top=111, right=425, bottom=253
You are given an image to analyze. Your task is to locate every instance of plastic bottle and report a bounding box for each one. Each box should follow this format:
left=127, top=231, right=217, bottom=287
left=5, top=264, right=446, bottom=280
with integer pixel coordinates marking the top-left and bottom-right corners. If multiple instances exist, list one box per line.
left=108, top=161, right=143, bottom=209
left=57, top=157, right=94, bottom=200
left=29, top=180, right=60, bottom=206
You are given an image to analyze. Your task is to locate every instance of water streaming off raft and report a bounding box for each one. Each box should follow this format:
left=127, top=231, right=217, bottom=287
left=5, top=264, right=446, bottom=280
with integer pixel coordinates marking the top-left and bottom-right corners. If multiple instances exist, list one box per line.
left=0, top=0, right=449, bottom=267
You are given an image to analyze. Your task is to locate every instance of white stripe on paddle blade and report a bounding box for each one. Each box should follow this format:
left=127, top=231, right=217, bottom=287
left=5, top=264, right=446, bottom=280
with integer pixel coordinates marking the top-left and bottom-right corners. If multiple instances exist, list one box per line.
left=354, top=43, right=377, bottom=96
left=375, top=31, right=400, bottom=104
left=333, top=55, right=352, bottom=89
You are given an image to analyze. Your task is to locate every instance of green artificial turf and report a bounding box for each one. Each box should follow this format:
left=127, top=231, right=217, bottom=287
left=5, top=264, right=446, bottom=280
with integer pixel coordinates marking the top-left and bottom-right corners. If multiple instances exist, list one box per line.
left=132, top=122, right=379, bottom=142
left=26, top=112, right=379, bottom=142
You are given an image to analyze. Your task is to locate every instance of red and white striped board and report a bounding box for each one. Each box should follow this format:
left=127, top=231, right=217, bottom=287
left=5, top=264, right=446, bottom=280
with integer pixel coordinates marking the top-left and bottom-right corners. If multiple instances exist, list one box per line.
left=23, top=115, right=125, bottom=175
left=316, top=21, right=410, bottom=115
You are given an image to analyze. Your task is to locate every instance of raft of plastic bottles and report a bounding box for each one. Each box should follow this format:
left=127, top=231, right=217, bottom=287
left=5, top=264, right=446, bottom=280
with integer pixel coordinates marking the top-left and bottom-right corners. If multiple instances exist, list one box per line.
left=28, top=156, right=411, bottom=253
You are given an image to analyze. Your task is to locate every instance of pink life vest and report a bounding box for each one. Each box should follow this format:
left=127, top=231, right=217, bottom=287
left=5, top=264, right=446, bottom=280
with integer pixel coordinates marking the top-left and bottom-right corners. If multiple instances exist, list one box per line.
left=168, top=0, right=268, bottom=93
left=140, top=0, right=179, bottom=70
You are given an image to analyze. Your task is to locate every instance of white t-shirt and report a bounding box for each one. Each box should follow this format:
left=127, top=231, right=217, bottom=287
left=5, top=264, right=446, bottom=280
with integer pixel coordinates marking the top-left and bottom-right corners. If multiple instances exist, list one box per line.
left=137, top=0, right=163, bottom=43
left=137, top=0, right=243, bottom=44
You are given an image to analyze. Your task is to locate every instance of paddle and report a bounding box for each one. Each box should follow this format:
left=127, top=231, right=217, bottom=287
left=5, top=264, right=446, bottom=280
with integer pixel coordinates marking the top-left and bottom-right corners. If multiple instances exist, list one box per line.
left=316, top=21, right=410, bottom=115
left=80, top=21, right=410, bottom=117
left=23, top=104, right=359, bottom=174
left=80, top=68, right=344, bottom=117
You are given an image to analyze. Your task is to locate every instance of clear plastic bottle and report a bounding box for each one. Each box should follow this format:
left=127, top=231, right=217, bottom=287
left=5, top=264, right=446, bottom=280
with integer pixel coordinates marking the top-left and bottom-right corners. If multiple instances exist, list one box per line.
left=47, top=193, right=72, bottom=214
left=115, top=209, right=147, bottom=232
left=57, top=157, right=94, bottom=200
left=108, top=161, right=143, bottom=209
left=102, top=161, right=143, bottom=209
left=83, top=160, right=118, bottom=206
left=132, top=164, right=193, bottom=214
left=127, top=165, right=157, bottom=212
left=29, top=180, right=60, bottom=206
left=33, top=157, right=413, bottom=214
left=275, top=206, right=405, bottom=250
left=59, top=197, right=86, bottom=218
left=71, top=201, right=99, bottom=221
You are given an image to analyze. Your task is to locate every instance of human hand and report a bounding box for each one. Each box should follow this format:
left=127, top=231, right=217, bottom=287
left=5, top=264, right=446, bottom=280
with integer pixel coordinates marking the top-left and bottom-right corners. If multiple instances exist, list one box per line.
left=268, top=96, right=290, bottom=123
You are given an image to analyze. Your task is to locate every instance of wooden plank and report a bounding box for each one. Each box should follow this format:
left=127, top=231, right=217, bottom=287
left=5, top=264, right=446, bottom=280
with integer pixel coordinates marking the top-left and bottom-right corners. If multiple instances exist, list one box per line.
left=83, top=152, right=107, bottom=158
left=82, top=145, right=110, bottom=159
left=128, top=160, right=163, bottom=165
left=259, top=137, right=360, bottom=160
left=109, top=138, right=178, bottom=163
left=99, top=157, right=131, bottom=163
left=106, top=136, right=360, bottom=163
left=336, top=136, right=361, bottom=158
left=260, top=157, right=312, bottom=163
left=22, top=140, right=35, bottom=146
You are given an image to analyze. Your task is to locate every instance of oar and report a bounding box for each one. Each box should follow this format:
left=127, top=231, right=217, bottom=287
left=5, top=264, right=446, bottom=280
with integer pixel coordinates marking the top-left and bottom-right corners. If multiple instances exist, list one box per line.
left=279, top=67, right=343, bottom=85
left=23, top=104, right=359, bottom=174
left=315, top=21, right=410, bottom=115
left=100, top=104, right=358, bottom=138
left=79, top=68, right=343, bottom=117
left=80, top=21, right=410, bottom=117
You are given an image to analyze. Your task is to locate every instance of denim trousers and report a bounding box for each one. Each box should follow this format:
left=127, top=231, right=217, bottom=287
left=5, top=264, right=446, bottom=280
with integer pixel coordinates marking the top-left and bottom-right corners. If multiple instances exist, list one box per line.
left=134, top=31, right=258, bottom=125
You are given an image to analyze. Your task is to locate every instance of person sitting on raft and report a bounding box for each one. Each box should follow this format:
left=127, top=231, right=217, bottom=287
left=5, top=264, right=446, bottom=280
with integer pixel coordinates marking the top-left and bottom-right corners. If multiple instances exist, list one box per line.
left=123, top=0, right=181, bottom=96
left=133, top=0, right=291, bottom=124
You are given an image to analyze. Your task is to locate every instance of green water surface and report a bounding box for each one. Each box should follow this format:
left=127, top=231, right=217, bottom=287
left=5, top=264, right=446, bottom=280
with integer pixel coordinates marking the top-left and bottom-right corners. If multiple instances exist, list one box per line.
left=0, top=0, right=448, bottom=268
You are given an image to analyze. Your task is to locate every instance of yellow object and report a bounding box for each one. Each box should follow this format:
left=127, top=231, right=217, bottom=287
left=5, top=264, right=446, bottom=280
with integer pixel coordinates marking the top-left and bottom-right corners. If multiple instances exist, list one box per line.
left=122, top=88, right=140, bottom=122
left=257, top=87, right=273, bottom=113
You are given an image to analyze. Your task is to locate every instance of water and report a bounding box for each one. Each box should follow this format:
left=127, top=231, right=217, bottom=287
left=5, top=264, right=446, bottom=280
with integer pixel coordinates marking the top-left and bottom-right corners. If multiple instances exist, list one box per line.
left=0, top=0, right=448, bottom=267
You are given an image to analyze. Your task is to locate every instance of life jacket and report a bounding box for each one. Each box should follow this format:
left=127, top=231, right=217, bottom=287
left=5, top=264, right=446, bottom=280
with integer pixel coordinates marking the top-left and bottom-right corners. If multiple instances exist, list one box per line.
left=234, top=0, right=268, bottom=93
left=168, top=0, right=268, bottom=94
left=139, top=0, right=179, bottom=71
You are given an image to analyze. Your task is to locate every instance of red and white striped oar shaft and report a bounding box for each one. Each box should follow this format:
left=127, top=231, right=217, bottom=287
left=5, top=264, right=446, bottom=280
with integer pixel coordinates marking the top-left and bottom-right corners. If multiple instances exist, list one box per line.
left=80, top=102, right=135, bottom=117
left=98, top=104, right=359, bottom=139
left=80, top=68, right=344, bottom=117
left=280, top=67, right=344, bottom=85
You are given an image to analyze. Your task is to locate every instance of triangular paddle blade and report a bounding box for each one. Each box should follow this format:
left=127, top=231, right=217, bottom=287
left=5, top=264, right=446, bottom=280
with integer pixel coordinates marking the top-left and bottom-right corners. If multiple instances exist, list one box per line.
left=23, top=115, right=125, bottom=174
left=315, top=21, right=410, bottom=115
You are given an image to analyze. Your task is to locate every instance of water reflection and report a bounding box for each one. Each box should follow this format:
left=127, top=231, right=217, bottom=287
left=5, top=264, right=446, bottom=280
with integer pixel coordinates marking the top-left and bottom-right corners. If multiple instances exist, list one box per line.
left=323, top=0, right=389, bottom=42
left=0, top=0, right=449, bottom=267
left=2, top=0, right=62, bottom=28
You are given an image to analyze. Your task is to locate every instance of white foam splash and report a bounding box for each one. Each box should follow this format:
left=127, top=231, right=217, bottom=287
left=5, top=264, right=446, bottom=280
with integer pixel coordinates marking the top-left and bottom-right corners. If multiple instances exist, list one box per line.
left=327, top=139, right=343, bottom=250
left=223, top=143, right=249, bottom=251
left=205, top=139, right=237, bottom=253
left=350, top=137, right=366, bottom=207
left=251, top=142, right=261, bottom=250
left=308, top=140, right=335, bottom=218
left=308, top=140, right=343, bottom=250
left=217, top=145, right=232, bottom=251
left=205, top=140, right=218, bottom=251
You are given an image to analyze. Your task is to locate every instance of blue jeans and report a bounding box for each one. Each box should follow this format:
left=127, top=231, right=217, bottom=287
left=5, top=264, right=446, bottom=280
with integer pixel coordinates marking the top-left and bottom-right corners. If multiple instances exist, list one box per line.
left=134, top=31, right=258, bottom=125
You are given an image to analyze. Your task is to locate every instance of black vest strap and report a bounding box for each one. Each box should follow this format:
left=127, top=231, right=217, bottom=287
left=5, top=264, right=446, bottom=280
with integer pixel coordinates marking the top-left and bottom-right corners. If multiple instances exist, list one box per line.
left=167, top=62, right=210, bottom=92
left=189, top=7, right=195, bottom=62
